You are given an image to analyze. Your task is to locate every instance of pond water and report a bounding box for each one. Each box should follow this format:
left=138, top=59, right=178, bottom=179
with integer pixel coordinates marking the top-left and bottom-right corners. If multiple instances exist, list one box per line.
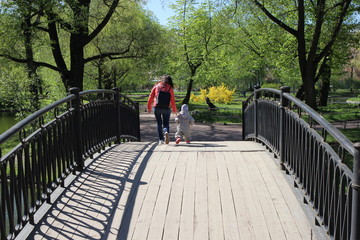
left=0, top=112, right=17, bottom=135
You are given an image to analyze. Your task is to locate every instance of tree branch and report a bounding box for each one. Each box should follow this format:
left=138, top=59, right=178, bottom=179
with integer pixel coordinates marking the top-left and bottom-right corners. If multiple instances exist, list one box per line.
left=84, top=0, right=120, bottom=46
left=308, top=0, right=326, bottom=63
left=0, top=54, right=27, bottom=64
left=85, top=51, right=143, bottom=63
left=316, top=0, right=351, bottom=62
left=108, top=55, right=144, bottom=60
left=46, top=12, right=68, bottom=72
left=251, top=0, right=298, bottom=37
left=0, top=54, right=64, bottom=72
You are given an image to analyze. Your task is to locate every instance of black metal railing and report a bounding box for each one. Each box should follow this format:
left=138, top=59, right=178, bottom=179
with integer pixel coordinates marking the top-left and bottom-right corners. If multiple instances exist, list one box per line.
left=243, top=87, right=360, bottom=240
left=0, top=88, right=140, bottom=240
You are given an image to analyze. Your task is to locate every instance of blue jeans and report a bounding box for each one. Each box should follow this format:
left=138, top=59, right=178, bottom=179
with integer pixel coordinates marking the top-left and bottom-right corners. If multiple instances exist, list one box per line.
left=154, top=107, right=171, bottom=140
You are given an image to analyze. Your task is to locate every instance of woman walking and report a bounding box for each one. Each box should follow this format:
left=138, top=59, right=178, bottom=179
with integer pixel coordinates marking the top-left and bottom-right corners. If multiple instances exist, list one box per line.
left=147, top=74, right=177, bottom=144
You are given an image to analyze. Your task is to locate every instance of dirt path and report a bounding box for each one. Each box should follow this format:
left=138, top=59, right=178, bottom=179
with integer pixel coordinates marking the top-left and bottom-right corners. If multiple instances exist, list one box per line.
left=139, top=113, right=359, bottom=143
left=139, top=113, right=242, bottom=142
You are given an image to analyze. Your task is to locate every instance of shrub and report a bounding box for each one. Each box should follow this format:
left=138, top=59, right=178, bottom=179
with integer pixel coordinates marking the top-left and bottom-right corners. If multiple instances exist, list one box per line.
left=261, top=83, right=281, bottom=89
left=191, top=84, right=235, bottom=104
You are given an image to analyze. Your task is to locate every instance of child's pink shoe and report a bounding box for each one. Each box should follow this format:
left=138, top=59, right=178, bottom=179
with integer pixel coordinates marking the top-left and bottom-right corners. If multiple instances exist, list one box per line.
left=175, top=138, right=181, bottom=144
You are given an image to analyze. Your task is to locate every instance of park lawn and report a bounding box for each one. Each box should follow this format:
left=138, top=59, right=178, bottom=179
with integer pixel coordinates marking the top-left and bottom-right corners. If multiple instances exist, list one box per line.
left=319, top=103, right=360, bottom=122
left=324, top=128, right=360, bottom=169
left=188, top=103, right=242, bottom=124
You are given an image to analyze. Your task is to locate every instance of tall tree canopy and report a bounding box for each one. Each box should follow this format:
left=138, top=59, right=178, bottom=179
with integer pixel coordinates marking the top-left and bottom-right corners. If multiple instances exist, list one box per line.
left=170, top=0, right=233, bottom=104
left=0, top=0, right=162, bottom=92
left=244, top=0, right=357, bottom=108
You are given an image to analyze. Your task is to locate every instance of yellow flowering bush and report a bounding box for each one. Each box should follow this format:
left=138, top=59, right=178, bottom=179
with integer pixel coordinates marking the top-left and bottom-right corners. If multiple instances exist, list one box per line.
left=191, top=89, right=207, bottom=103
left=190, top=83, right=235, bottom=104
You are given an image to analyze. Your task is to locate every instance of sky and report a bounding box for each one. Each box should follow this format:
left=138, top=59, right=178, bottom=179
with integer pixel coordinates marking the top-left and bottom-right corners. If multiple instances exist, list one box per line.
left=144, top=0, right=175, bottom=26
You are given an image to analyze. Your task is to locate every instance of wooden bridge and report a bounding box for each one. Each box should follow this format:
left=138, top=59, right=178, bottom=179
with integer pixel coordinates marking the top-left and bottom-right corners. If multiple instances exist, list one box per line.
left=21, top=141, right=319, bottom=240
left=1, top=88, right=359, bottom=240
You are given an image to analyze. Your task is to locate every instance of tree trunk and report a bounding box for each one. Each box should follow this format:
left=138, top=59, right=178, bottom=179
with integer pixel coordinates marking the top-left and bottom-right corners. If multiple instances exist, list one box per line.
left=69, top=34, right=85, bottom=90
left=303, top=74, right=317, bottom=110
left=24, top=16, right=42, bottom=110
left=318, top=61, right=331, bottom=106
left=295, top=84, right=305, bottom=100
left=182, top=78, right=194, bottom=105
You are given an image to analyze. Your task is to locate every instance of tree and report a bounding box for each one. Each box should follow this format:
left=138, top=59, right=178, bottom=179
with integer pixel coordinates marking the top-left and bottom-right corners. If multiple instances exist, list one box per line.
left=0, top=0, right=47, bottom=110
left=247, top=0, right=355, bottom=108
left=0, top=0, right=155, bottom=92
left=170, top=0, right=231, bottom=104
left=85, top=2, right=165, bottom=90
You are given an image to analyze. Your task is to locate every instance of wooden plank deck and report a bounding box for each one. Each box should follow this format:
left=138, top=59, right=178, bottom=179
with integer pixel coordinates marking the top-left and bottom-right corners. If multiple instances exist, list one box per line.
left=26, top=141, right=320, bottom=240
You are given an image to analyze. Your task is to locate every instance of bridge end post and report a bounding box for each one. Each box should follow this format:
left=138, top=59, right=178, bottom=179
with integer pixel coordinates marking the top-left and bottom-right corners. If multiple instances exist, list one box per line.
left=254, top=85, right=260, bottom=141
left=242, top=101, right=246, bottom=141
left=135, top=101, right=141, bottom=141
left=351, top=142, right=360, bottom=240
left=69, top=87, right=84, bottom=171
left=113, top=88, right=121, bottom=144
left=279, top=86, right=290, bottom=170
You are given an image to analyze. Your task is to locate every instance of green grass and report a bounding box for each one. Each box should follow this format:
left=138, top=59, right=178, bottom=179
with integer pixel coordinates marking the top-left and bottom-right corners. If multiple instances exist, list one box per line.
left=318, top=103, right=360, bottom=122
left=323, top=128, right=360, bottom=169
left=1, top=135, right=19, bottom=157
left=186, top=102, right=242, bottom=124
left=347, top=97, right=360, bottom=101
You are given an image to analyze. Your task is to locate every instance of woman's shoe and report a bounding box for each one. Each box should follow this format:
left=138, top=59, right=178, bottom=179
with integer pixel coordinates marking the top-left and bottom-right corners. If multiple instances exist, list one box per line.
left=175, top=138, right=181, bottom=144
left=164, top=132, right=170, bottom=144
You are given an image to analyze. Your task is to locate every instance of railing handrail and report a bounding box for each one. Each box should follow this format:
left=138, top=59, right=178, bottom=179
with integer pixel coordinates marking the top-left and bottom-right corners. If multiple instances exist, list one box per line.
left=79, top=89, right=115, bottom=96
left=282, top=92, right=355, bottom=156
left=254, top=87, right=355, bottom=156
left=0, top=88, right=140, bottom=240
left=0, top=89, right=123, bottom=147
left=243, top=86, right=359, bottom=240
left=0, top=94, right=76, bottom=145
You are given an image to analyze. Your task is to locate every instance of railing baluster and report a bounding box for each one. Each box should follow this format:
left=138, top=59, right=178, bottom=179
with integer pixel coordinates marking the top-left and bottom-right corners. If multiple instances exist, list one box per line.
left=351, top=143, right=360, bottom=240
left=0, top=88, right=140, bottom=239
left=70, top=88, right=84, bottom=171
left=254, top=86, right=260, bottom=140
left=279, top=86, right=290, bottom=170
left=113, top=88, right=121, bottom=144
left=243, top=87, right=357, bottom=240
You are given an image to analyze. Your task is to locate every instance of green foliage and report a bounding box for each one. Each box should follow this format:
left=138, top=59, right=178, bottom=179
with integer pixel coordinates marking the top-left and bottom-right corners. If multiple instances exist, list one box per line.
left=0, top=64, right=31, bottom=111
left=261, top=83, right=281, bottom=89
left=85, top=1, right=166, bottom=90
left=0, top=0, right=358, bottom=113
left=319, top=103, right=360, bottom=122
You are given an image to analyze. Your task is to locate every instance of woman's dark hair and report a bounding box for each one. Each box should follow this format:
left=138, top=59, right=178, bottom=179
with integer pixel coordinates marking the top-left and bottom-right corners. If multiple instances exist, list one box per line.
left=161, top=74, right=173, bottom=88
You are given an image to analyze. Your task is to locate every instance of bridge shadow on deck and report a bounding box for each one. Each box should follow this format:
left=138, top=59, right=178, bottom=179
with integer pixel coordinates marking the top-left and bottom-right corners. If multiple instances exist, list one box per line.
left=28, top=142, right=155, bottom=240
left=24, top=140, right=324, bottom=240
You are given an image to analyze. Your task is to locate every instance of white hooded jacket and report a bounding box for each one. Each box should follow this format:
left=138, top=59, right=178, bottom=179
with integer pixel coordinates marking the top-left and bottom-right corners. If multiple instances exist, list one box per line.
left=175, top=104, right=195, bottom=137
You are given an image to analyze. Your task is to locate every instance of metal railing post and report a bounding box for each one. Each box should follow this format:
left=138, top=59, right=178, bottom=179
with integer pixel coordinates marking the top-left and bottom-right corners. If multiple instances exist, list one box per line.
left=242, top=101, right=246, bottom=140
left=254, top=86, right=260, bottom=140
left=279, top=86, right=290, bottom=170
left=69, top=87, right=83, bottom=171
left=351, top=142, right=360, bottom=240
left=135, top=101, right=141, bottom=141
left=113, top=88, right=121, bottom=144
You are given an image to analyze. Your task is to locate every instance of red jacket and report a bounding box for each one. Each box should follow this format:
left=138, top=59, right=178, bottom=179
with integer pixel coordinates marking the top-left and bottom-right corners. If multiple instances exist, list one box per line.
left=147, top=82, right=177, bottom=113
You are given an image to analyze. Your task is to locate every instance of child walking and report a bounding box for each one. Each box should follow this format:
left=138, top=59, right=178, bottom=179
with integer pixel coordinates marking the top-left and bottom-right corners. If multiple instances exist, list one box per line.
left=175, top=104, right=195, bottom=144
